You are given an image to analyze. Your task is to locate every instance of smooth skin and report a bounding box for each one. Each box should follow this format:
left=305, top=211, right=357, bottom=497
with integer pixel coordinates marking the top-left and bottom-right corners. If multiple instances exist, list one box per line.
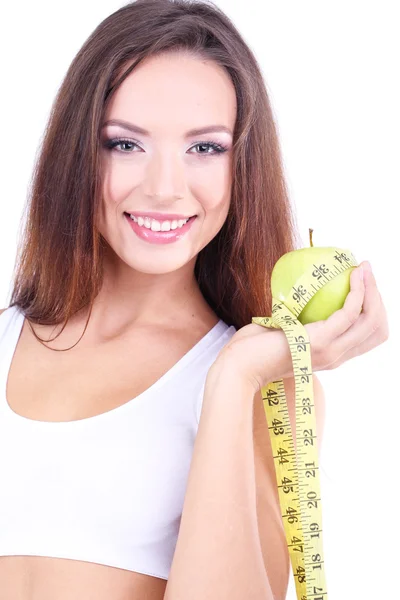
left=196, top=259, right=389, bottom=598
left=0, top=50, right=237, bottom=600
left=216, top=261, right=390, bottom=392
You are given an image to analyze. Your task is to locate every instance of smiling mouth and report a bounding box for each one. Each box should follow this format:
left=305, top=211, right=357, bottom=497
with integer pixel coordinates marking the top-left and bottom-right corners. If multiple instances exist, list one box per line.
left=124, top=211, right=197, bottom=244
left=124, top=213, right=197, bottom=228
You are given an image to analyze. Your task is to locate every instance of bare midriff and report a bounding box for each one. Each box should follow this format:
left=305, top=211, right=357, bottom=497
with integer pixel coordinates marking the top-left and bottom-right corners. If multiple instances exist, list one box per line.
left=0, top=556, right=168, bottom=600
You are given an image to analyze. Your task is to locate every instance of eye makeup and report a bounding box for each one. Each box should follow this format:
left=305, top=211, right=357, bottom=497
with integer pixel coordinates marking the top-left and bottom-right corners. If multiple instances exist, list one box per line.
left=102, top=136, right=229, bottom=157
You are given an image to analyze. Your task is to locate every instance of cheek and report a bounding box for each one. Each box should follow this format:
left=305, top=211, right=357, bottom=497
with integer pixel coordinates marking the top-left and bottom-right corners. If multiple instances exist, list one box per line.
left=102, top=161, right=141, bottom=205
left=197, top=190, right=231, bottom=244
left=191, top=163, right=232, bottom=213
left=101, top=154, right=232, bottom=214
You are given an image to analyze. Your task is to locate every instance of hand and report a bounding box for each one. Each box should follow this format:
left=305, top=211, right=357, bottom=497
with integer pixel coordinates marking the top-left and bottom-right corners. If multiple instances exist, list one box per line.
left=211, top=261, right=390, bottom=392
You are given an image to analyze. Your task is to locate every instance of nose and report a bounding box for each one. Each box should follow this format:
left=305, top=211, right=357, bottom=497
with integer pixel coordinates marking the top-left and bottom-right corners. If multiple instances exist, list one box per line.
left=143, top=150, right=186, bottom=201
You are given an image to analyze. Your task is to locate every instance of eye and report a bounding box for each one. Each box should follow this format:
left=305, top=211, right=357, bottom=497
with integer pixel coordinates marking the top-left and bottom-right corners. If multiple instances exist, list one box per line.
left=188, top=141, right=229, bottom=156
left=103, top=137, right=229, bottom=156
left=103, top=138, right=140, bottom=153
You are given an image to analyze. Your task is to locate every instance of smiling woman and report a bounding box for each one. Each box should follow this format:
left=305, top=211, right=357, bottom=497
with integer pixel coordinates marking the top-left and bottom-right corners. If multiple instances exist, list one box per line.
left=0, top=0, right=300, bottom=599
left=96, top=48, right=236, bottom=271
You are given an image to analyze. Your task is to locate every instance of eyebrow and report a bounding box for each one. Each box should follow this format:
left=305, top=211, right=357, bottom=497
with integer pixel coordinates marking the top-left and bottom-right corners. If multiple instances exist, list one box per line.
left=102, top=119, right=233, bottom=138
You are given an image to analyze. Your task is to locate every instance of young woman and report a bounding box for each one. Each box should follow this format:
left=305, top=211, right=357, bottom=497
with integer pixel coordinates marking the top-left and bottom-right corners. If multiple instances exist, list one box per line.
left=0, top=1, right=388, bottom=599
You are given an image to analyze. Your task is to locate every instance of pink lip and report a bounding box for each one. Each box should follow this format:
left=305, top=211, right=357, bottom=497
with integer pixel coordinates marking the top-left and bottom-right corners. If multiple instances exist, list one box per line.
left=124, top=213, right=197, bottom=245
left=125, top=211, right=195, bottom=221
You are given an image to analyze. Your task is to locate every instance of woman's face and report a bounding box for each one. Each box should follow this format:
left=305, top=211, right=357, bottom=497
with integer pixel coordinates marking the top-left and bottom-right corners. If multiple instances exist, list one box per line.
left=98, top=51, right=237, bottom=276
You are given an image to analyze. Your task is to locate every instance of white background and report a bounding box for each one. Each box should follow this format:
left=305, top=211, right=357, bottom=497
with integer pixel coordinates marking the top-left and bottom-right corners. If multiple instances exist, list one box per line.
left=1, top=1, right=398, bottom=597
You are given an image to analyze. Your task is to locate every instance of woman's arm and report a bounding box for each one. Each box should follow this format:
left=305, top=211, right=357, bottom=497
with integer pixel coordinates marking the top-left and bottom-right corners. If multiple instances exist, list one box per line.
left=251, top=373, right=326, bottom=599
left=163, top=363, right=274, bottom=600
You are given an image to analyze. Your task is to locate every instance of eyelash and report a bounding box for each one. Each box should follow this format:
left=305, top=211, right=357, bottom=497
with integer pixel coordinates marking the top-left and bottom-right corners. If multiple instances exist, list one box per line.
left=103, top=137, right=229, bottom=156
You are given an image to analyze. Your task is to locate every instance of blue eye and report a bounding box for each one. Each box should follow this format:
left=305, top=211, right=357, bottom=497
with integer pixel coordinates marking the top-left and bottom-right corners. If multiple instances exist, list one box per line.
left=103, top=137, right=229, bottom=156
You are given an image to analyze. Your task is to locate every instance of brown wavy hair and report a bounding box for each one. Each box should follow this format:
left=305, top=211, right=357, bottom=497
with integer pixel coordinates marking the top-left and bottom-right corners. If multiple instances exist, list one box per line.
left=7, top=0, right=301, bottom=350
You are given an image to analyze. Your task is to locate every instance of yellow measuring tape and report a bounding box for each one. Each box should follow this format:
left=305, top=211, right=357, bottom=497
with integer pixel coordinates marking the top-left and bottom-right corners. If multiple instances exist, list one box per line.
left=252, top=238, right=358, bottom=600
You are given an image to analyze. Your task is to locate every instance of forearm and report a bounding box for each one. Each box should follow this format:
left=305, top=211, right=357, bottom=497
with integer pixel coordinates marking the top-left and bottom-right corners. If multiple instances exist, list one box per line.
left=164, top=364, right=273, bottom=600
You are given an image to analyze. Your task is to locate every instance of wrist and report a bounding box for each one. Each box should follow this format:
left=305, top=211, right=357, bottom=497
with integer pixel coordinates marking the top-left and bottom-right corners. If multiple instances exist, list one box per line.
left=209, top=329, right=295, bottom=393
left=207, top=349, right=260, bottom=394
left=201, top=359, right=257, bottom=425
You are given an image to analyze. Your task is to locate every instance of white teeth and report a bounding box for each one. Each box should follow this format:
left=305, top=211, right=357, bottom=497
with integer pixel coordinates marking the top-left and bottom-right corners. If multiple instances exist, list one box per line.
left=128, top=214, right=190, bottom=231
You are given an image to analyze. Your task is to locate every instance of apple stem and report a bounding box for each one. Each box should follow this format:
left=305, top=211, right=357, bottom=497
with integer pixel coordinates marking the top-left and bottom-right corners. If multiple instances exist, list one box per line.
left=309, top=228, right=314, bottom=247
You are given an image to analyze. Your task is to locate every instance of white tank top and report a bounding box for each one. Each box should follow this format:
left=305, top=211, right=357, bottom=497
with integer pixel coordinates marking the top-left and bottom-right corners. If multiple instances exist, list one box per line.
left=0, top=305, right=236, bottom=580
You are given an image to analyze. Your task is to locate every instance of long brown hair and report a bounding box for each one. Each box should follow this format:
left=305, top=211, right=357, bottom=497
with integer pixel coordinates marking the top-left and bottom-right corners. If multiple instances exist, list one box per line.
left=8, top=0, right=301, bottom=350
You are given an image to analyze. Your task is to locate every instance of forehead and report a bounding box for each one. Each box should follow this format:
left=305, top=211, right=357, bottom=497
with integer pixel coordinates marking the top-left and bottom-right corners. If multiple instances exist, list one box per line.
left=104, top=52, right=237, bottom=134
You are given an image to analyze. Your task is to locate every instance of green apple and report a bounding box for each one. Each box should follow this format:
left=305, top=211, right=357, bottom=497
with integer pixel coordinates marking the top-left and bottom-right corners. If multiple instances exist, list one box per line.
left=270, top=229, right=358, bottom=324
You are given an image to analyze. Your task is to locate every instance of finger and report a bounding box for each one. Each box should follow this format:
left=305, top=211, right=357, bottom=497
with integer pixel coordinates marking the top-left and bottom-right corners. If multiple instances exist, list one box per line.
left=322, top=262, right=366, bottom=341
left=360, top=263, right=381, bottom=316
left=331, top=262, right=387, bottom=361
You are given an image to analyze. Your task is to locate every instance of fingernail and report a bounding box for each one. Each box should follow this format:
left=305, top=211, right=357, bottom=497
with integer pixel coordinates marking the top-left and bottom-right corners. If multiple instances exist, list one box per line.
left=359, top=266, right=364, bottom=281
left=364, top=261, right=372, bottom=272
